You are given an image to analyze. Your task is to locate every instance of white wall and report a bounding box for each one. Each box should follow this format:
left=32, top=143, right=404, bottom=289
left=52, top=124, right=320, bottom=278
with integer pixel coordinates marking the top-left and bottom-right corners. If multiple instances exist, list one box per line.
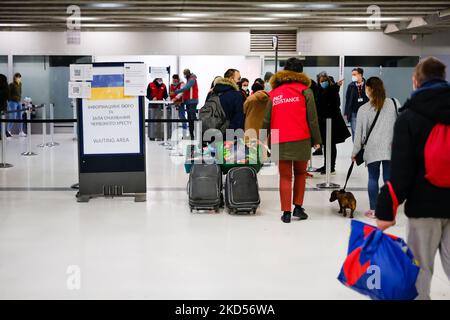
left=297, top=30, right=450, bottom=57
left=179, top=55, right=261, bottom=105
left=0, top=31, right=250, bottom=56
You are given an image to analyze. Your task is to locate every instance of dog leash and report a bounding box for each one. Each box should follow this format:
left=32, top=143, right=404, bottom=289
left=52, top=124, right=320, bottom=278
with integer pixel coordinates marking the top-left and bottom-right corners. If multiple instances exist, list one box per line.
left=343, top=162, right=355, bottom=191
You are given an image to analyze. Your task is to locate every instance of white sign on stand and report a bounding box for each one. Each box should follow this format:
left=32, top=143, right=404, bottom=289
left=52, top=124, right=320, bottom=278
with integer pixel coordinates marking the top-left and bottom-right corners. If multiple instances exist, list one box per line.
left=124, top=63, right=147, bottom=96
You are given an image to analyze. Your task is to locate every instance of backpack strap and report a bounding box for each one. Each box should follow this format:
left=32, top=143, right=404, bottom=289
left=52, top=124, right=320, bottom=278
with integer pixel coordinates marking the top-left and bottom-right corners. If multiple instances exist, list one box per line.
left=391, top=98, right=399, bottom=116
left=363, top=108, right=381, bottom=147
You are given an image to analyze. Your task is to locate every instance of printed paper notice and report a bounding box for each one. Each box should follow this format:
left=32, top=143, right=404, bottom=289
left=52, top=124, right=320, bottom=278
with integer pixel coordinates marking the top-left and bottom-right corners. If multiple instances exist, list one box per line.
left=82, top=97, right=140, bottom=155
left=68, top=82, right=91, bottom=99
left=124, top=63, right=147, bottom=96
left=70, top=64, right=94, bottom=81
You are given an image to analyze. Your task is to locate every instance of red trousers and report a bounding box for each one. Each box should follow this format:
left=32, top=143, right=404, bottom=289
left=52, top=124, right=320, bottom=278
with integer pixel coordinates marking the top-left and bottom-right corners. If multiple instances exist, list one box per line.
left=278, top=160, right=308, bottom=212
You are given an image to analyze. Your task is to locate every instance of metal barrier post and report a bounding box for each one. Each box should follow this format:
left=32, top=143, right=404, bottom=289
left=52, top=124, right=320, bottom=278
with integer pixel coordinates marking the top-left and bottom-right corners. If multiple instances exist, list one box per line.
left=159, top=102, right=170, bottom=147
left=46, top=103, right=59, bottom=147
left=166, top=103, right=177, bottom=151
left=72, top=99, right=77, bottom=141
left=317, top=118, right=340, bottom=189
left=37, top=104, right=47, bottom=148
left=21, top=107, right=37, bottom=156
left=0, top=113, right=13, bottom=168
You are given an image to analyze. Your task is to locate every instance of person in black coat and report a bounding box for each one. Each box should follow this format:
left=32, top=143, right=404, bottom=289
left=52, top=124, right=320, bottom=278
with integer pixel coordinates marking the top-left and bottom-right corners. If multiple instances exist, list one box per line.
left=315, top=72, right=351, bottom=174
left=0, top=74, right=8, bottom=140
left=212, top=69, right=245, bottom=131
left=375, top=57, right=450, bottom=300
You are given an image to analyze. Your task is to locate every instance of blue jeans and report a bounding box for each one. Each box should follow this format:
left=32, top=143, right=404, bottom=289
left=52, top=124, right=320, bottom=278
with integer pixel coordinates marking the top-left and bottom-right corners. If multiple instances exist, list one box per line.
left=7, top=100, right=24, bottom=133
left=350, top=112, right=358, bottom=142
left=367, top=161, right=391, bottom=210
left=178, top=104, right=187, bottom=129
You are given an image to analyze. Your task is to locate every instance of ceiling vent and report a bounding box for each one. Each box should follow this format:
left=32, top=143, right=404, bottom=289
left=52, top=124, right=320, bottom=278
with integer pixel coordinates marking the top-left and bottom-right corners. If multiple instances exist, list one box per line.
left=250, top=30, right=297, bottom=53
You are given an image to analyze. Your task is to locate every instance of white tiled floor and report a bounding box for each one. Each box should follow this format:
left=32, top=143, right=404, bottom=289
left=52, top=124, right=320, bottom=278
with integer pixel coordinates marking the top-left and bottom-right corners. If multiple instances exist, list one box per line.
left=0, top=134, right=448, bottom=299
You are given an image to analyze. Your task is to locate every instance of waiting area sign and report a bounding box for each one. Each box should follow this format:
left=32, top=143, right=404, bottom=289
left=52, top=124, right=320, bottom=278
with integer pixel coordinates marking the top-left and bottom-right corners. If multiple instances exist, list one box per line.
left=75, top=62, right=146, bottom=202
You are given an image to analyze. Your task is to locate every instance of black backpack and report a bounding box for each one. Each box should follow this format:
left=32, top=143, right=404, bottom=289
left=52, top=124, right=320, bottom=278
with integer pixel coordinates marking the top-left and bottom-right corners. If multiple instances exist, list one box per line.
left=199, top=92, right=229, bottom=135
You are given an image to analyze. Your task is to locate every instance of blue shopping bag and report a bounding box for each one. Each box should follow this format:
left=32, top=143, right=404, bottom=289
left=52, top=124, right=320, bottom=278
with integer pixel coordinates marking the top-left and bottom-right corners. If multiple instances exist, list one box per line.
left=338, top=220, right=420, bottom=300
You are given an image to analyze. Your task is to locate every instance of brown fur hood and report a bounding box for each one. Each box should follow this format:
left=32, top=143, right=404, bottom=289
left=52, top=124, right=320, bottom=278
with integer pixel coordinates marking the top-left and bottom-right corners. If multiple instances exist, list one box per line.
left=269, top=70, right=311, bottom=90
left=214, top=77, right=239, bottom=91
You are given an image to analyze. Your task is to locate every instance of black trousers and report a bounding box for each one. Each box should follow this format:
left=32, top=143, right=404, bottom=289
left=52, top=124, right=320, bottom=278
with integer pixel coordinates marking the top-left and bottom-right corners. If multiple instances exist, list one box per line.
left=322, top=142, right=337, bottom=171
left=185, top=102, right=198, bottom=139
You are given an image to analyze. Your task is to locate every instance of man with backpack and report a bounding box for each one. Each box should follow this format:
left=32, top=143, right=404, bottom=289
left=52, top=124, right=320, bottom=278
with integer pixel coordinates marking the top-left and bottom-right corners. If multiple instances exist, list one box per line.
left=375, top=57, right=450, bottom=300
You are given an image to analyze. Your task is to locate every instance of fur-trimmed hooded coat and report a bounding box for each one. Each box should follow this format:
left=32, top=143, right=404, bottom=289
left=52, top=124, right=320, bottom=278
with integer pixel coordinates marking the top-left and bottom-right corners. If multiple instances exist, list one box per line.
left=262, top=70, right=322, bottom=161
left=212, top=77, right=245, bottom=130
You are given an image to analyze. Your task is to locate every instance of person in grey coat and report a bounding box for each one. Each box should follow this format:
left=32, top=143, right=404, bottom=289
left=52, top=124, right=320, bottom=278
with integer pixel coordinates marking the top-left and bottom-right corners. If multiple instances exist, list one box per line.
left=352, top=77, right=399, bottom=219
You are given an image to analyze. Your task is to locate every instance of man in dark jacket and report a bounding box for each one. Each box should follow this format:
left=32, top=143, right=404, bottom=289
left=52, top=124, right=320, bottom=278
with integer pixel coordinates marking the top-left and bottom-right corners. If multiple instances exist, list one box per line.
left=376, top=57, right=450, bottom=300
left=212, top=69, right=245, bottom=131
left=344, top=67, right=369, bottom=140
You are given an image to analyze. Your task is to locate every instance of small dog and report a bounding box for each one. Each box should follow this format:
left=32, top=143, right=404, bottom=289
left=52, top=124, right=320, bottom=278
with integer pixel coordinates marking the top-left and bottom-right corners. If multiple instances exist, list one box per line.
left=330, top=190, right=357, bottom=219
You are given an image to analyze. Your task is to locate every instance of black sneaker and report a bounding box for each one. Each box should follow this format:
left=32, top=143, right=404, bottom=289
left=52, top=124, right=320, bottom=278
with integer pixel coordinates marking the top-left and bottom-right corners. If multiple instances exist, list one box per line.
left=6, top=131, right=12, bottom=138
left=314, top=166, right=325, bottom=173
left=293, top=206, right=309, bottom=220
left=320, top=169, right=336, bottom=175
left=281, top=211, right=291, bottom=223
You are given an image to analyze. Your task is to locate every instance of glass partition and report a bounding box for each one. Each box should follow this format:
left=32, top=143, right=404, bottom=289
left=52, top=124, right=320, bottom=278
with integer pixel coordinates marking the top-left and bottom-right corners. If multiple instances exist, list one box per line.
left=13, top=55, right=92, bottom=120
left=0, top=56, right=7, bottom=77
left=344, top=56, right=419, bottom=105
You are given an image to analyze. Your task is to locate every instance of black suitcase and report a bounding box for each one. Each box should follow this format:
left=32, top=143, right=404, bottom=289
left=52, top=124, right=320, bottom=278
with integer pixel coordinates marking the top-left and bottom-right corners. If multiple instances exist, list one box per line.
left=225, top=167, right=260, bottom=214
left=188, top=164, right=223, bottom=212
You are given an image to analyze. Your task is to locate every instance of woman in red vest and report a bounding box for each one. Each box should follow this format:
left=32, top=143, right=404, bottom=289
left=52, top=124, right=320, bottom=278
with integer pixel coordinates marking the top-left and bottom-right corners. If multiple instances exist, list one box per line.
left=263, top=58, right=322, bottom=223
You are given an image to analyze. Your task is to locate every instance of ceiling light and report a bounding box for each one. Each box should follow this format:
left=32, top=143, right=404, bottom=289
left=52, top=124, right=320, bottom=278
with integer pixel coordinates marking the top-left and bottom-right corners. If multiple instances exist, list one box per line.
left=407, top=17, right=427, bottom=29
left=152, top=17, right=189, bottom=21
left=259, top=3, right=298, bottom=9
left=384, top=24, right=400, bottom=34
left=88, top=2, right=127, bottom=9
left=271, top=13, right=309, bottom=18
left=244, top=17, right=277, bottom=21
left=173, top=24, right=204, bottom=28
left=439, top=8, right=450, bottom=18
left=344, top=17, right=409, bottom=22
left=83, top=23, right=129, bottom=27
left=303, top=3, right=338, bottom=10
left=178, top=13, right=210, bottom=18
left=0, top=23, right=31, bottom=27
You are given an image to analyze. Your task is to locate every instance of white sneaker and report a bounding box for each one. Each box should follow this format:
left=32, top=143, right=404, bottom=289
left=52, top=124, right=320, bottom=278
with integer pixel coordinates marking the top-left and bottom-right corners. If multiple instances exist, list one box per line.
left=19, top=131, right=27, bottom=137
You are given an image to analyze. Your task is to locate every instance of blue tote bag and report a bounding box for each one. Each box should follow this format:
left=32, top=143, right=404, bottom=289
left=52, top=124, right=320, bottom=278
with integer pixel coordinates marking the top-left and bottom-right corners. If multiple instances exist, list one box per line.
left=338, top=220, right=420, bottom=300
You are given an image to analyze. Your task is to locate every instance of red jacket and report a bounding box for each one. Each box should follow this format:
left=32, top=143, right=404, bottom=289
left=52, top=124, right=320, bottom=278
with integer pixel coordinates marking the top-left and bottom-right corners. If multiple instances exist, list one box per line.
left=169, top=81, right=184, bottom=104
left=147, top=82, right=168, bottom=101
left=269, top=82, right=310, bottom=144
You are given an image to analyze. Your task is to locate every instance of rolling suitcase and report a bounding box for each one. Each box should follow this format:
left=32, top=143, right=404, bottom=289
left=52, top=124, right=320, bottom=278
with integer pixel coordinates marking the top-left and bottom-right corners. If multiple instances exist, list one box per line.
left=225, top=167, right=260, bottom=214
left=188, top=164, right=223, bottom=212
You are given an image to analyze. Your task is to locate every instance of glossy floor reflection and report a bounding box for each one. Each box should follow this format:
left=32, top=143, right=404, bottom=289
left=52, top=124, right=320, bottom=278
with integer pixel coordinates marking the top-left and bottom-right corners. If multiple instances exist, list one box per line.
left=0, top=134, right=448, bottom=299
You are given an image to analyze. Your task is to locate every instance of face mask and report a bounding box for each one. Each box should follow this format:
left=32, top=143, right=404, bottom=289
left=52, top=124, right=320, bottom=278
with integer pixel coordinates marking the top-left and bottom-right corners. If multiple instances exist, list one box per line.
left=264, top=83, right=271, bottom=92
left=320, top=82, right=329, bottom=89
left=16, top=78, right=21, bottom=84
left=351, top=76, right=358, bottom=82
left=242, top=86, right=249, bottom=91
left=157, top=80, right=163, bottom=85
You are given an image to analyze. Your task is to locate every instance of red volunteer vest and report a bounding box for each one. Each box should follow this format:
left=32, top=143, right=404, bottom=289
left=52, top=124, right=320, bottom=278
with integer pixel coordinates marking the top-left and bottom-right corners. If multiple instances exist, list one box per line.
left=149, top=82, right=166, bottom=100
left=170, top=82, right=183, bottom=103
left=183, top=75, right=199, bottom=101
left=269, top=82, right=311, bottom=144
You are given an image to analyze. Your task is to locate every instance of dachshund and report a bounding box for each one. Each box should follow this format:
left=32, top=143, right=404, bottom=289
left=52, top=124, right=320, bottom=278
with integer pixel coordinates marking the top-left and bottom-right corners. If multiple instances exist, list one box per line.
left=330, top=189, right=357, bottom=219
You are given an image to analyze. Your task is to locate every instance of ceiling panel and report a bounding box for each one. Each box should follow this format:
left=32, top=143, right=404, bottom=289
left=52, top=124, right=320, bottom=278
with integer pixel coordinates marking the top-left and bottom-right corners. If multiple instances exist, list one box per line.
left=0, top=0, right=449, bottom=33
